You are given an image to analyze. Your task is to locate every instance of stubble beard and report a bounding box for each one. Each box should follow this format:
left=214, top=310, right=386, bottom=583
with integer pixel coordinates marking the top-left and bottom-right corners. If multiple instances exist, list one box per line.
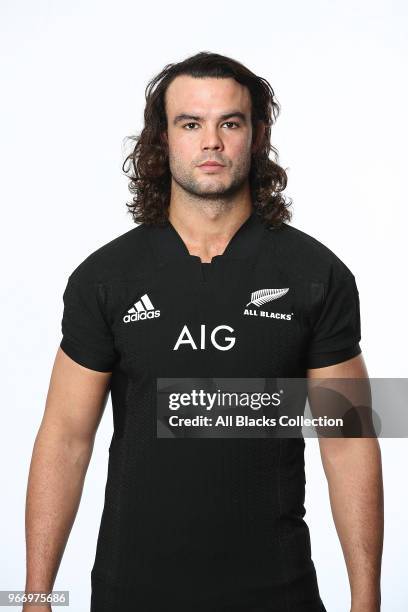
left=168, top=152, right=252, bottom=211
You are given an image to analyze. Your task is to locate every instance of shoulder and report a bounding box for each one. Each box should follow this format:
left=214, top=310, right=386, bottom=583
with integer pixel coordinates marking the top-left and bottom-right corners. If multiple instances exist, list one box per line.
left=266, top=221, right=356, bottom=284
left=67, top=223, right=153, bottom=284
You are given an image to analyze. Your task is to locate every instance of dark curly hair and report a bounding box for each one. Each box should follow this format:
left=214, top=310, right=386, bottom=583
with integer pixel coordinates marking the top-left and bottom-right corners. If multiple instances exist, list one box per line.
left=122, top=51, right=292, bottom=228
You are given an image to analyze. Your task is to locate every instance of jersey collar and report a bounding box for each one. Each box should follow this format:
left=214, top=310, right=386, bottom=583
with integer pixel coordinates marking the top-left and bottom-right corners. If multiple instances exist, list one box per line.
left=147, top=208, right=268, bottom=266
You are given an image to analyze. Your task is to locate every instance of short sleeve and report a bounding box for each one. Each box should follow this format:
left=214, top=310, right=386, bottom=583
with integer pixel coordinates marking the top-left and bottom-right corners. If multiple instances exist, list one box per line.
left=307, top=272, right=362, bottom=369
left=60, top=273, right=118, bottom=372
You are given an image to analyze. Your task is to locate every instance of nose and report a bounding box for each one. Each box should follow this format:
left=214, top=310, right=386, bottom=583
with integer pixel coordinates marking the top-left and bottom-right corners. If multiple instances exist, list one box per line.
left=201, top=125, right=224, bottom=151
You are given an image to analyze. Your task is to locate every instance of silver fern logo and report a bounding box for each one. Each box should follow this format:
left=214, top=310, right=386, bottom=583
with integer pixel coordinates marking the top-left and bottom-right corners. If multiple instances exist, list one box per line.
left=244, top=288, right=293, bottom=321
left=246, top=288, right=289, bottom=307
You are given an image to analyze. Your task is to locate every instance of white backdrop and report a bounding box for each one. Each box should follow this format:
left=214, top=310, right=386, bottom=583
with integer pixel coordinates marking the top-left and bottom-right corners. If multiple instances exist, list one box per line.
left=1, top=0, right=407, bottom=610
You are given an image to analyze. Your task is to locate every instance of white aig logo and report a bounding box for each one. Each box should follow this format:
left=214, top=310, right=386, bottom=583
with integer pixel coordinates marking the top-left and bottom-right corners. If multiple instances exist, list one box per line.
left=123, top=293, right=160, bottom=323
left=173, top=324, right=236, bottom=351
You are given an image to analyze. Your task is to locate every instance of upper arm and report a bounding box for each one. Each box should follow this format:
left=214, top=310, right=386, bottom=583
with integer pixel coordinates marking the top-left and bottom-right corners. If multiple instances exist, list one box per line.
left=40, top=266, right=118, bottom=442
left=307, top=351, right=368, bottom=379
left=306, top=271, right=362, bottom=370
left=307, top=353, right=374, bottom=464
left=59, top=270, right=118, bottom=373
left=40, top=347, right=112, bottom=443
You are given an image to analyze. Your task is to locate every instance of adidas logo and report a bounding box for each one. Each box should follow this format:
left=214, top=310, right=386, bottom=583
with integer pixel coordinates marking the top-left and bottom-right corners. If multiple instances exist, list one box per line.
left=123, top=293, right=160, bottom=323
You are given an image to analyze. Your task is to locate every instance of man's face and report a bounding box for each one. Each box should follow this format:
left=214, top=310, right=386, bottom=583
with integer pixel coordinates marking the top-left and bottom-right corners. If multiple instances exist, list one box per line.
left=163, top=75, right=258, bottom=200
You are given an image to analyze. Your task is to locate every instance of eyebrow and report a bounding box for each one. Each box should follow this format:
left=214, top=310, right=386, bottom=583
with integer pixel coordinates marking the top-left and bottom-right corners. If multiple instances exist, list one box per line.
left=173, top=111, right=247, bottom=126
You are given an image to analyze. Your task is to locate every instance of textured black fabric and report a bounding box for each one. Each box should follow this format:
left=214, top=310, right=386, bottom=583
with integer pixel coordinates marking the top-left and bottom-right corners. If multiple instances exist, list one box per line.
left=60, top=209, right=360, bottom=610
left=60, top=277, right=118, bottom=372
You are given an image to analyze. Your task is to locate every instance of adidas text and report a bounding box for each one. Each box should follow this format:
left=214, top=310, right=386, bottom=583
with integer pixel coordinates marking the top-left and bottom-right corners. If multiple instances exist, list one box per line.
left=123, top=293, right=160, bottom=323
left=123, top=310, right=160, bottom=323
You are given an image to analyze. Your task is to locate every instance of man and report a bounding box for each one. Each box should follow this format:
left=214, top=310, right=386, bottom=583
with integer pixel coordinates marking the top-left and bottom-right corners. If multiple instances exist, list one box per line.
left=25, top=52, right=383, bottom=611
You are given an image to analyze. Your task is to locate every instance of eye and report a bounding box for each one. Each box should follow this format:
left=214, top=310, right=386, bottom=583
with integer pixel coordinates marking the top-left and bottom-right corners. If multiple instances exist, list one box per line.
left=182, top=121, right=240, bottom=130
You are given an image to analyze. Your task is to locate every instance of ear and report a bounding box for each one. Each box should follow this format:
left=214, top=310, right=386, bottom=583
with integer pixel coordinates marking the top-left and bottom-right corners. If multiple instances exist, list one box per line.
left=251, top=121, right=265, bottom=155
left=161, top=130, right=168, bottom=145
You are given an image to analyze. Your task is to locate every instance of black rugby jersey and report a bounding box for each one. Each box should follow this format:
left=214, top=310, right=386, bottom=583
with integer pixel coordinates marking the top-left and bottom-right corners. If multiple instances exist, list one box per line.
left=60, top=208, right=361, bottom=611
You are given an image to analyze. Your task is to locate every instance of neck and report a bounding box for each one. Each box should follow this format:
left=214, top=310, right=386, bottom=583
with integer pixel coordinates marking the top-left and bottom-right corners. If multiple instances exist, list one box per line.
left=167, top=200, right=253, bottom=263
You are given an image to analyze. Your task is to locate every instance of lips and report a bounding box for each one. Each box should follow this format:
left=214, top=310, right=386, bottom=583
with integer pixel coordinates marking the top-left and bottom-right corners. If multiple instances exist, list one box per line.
left=199, top=161, right=224, bottom=167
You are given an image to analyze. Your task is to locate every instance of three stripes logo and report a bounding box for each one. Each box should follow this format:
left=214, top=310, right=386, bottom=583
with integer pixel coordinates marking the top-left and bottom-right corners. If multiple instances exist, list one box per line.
left=123, top=293, right=160, bottom=323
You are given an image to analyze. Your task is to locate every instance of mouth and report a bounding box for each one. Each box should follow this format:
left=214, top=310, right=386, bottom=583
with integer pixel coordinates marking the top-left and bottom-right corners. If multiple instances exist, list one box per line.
left=198, top=162, right=225, bottom=170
